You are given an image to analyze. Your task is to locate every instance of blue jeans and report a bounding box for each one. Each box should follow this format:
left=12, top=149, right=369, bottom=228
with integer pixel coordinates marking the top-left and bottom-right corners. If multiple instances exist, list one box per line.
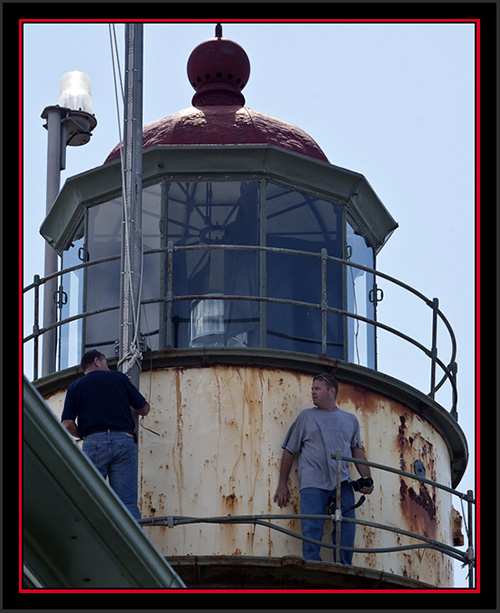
left=82, top=430, right=141, bottom=520
left=300, top=483, right=356, bottom=564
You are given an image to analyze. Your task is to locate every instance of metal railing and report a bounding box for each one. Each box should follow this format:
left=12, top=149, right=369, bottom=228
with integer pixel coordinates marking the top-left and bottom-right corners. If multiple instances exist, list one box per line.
left=138, top=450, right=475, bottom=588
left=23, top=243, right=458, bottom=414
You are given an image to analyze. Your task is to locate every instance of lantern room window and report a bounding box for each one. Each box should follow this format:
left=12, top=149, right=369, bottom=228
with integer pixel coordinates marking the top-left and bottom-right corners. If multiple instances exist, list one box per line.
left=164, top=180, right=260, bottom=349
left=265, top=182, right=343, bottom=357
left=47, top=147, right=391, bottom=373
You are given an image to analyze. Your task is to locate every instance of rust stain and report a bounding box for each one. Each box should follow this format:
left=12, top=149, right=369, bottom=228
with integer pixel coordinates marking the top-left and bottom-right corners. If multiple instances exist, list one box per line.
left=172, top=369, right=184, bottom=515
left=223, top=492, right=237, bottom=505
left=337, top=383, right=380, bottom=413
left=400, top=478, right=437, bottom=538
left=401, top=553, right=419, bottom=580
left=397, top=415, right=408, bottom=472
left=451, top=507, right=464, bottom=547
left=361, top=526, right=378, bottom=570
left=398, top=415, right=407, bottom=446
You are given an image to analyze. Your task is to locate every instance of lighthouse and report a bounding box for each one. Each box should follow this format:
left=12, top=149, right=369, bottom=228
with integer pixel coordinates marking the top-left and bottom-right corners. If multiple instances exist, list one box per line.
left=28, top=24, right=473, bottom=589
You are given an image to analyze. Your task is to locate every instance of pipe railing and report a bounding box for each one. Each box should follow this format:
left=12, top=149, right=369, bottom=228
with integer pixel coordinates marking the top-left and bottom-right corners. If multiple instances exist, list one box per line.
left=332, top=450, right=475, bottom=588
left=138, top=450, right=475, bottom=588
left=23, top=243, right=458, bottom=414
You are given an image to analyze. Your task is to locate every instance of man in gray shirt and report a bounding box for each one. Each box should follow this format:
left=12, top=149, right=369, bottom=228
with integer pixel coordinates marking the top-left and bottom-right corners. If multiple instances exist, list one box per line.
left=273, top=373, right=373, bottom=564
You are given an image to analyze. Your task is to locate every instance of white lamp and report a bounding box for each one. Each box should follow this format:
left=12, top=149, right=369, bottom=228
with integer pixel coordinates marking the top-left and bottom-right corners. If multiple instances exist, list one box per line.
left=57, top=70, right=94, bottom=114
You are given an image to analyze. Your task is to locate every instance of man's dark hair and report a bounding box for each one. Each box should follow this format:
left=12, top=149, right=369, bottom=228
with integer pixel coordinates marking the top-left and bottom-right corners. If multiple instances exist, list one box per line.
left=313, top=373, right=339, bottom=394
left=80, top=349, right=106, bottom=371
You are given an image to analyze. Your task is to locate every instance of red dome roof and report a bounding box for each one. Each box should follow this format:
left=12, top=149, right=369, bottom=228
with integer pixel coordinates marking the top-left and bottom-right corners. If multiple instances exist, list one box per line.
left=104, top=25, right=328, bottom=165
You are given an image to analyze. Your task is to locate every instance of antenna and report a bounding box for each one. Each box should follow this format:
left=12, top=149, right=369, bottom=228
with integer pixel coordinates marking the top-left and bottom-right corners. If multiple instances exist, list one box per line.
left=118, top=23, right=144, bottom=394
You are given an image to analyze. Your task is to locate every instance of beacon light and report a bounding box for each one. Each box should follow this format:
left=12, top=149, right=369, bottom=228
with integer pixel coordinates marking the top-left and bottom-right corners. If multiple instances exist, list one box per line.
left=57, top=70, right=94, bottom=114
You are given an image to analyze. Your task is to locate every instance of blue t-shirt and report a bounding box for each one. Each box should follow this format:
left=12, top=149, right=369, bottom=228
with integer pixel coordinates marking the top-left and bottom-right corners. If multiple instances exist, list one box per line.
left=282, top=407, right=362, bottom=490
left=61, top=370, right=147, bottom=437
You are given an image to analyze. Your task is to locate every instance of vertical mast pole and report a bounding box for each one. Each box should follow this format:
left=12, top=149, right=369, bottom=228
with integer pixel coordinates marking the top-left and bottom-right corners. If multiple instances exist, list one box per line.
left=119, top=23, right=144, bottom=414
left=41, top=108, right=63, bottom=376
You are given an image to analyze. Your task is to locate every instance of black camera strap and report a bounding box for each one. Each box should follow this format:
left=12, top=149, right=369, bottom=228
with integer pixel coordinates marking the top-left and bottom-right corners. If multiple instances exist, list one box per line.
left=345, top=495, right=366, bottom=514
left=327, top=494, right=366, bottom=516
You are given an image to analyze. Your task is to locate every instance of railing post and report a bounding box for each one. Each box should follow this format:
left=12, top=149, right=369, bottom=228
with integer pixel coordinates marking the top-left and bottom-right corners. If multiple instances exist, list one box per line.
left=466, top=489, right=475, bottom=588
left=321, top=248, right=328, bottom=355
left=430, top=297, right=439, bottom=398
left=33, top=275, right=41, bottom=381
left=450, top=361, right=459, bottom=420
left=259, top=179, right=267, bottom=349
left=166, top=241, right=173, bottom=348
left=335, top=447, right=342, bottom=563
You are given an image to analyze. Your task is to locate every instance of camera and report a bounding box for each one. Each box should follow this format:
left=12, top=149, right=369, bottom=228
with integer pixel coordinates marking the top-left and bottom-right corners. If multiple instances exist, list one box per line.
left=352, top=477, right=373, bottom=491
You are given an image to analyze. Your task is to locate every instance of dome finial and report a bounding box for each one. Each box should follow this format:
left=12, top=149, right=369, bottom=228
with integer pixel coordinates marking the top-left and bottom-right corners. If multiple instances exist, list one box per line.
left=187, top=26, right=250, bottom=107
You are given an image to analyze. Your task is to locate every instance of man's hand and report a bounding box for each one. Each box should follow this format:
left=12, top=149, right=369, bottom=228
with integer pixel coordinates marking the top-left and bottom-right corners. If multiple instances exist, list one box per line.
left=273, top=484, right=290, bottom=508
left=138, top=402, right=150, bottom=416
left=62, top=419, right=80, bottom=439
left=359, top=482, right=374, bottom=495
left=352, top=445, right=374, bottom=494
left=274, top=449, right=295, bottom=507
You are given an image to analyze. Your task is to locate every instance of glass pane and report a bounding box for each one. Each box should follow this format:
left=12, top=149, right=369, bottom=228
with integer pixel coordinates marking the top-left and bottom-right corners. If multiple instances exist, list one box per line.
left=265, top=182, right=343, bottom=358
left=82, top=186, right=164, bottom=357
left=346, top=221, right=376, bottom=368
left=140, top=184, right=162, bottom=352
left=59, top=219, right=85, bottom=369
left=84, top=197, right=122, bottom=356
left=163, top=181, right=260, bottom=348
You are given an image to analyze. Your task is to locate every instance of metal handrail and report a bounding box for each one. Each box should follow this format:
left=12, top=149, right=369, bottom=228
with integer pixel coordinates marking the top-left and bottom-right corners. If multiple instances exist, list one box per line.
left=333, top=451, right=475, bottom=587
left=138, top=513, right=470, bottom=565
left=138, top=450, right=475, bottom=587
left=23, top=243, right=458, bottom=414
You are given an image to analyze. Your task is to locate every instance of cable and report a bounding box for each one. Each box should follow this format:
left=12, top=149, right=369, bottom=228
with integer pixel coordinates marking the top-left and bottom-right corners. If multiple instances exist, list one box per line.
left=109, top=24, right=144, bottom=376
left=140, top=416, right=161, bottom=437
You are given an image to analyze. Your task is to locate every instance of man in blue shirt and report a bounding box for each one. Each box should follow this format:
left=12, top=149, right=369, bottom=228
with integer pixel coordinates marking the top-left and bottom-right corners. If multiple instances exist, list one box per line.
left=61, top=349, right=150, bottom=520
left=273, top=373, right=373, bottom=564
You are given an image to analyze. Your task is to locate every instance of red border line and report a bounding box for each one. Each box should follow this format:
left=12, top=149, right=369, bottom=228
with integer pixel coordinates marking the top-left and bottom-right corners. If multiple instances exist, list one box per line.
left=19, top=17, right=481, bottom=596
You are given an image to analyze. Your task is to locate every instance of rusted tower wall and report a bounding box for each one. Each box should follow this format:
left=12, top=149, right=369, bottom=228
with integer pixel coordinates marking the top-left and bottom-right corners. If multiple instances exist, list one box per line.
left=44, top=365, right=455, bottom=586
left=133, top=365, right=454, bottom=586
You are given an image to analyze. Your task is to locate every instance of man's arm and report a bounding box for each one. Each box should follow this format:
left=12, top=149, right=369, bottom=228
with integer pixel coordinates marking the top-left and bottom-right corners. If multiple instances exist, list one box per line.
left=351, top=445, right=374, bottom=494
left=62, top=419, right=80, bottom=439
left=273, top=449, right=295, bottom=508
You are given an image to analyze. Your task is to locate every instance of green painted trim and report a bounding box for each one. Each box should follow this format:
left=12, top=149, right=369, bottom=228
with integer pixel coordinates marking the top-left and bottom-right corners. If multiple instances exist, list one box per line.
left=40, top=145, right=397, bottom=255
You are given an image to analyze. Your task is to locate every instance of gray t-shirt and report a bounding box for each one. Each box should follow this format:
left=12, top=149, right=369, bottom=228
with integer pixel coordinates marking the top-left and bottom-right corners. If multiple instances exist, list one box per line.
left=282, top=406, right=362, bottom=490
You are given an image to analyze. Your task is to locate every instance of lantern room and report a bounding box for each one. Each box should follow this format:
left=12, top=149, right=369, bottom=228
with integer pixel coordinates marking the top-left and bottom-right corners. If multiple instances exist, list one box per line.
left=40, top=25, right=397, bottom=370
left=41, top=145, right=396, bottom=370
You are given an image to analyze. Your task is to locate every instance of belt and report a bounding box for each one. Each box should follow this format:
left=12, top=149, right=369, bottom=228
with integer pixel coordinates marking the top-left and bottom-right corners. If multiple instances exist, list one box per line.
left=85, top=429, right=134, bottom=438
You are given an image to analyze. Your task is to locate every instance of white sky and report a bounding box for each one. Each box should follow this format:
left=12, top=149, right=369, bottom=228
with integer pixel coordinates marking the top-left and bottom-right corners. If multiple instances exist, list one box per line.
left=22, top=21, right=477, bottom=587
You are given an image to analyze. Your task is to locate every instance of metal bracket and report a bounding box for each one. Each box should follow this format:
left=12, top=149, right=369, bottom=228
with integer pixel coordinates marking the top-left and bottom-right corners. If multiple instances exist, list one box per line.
left=369, top=284, right=384, bottom=305
left=78, top=246, right=89, bottom=262
left=53, top=286, right=68, bottom=309
left=413, top=459, right=426, bottom=478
